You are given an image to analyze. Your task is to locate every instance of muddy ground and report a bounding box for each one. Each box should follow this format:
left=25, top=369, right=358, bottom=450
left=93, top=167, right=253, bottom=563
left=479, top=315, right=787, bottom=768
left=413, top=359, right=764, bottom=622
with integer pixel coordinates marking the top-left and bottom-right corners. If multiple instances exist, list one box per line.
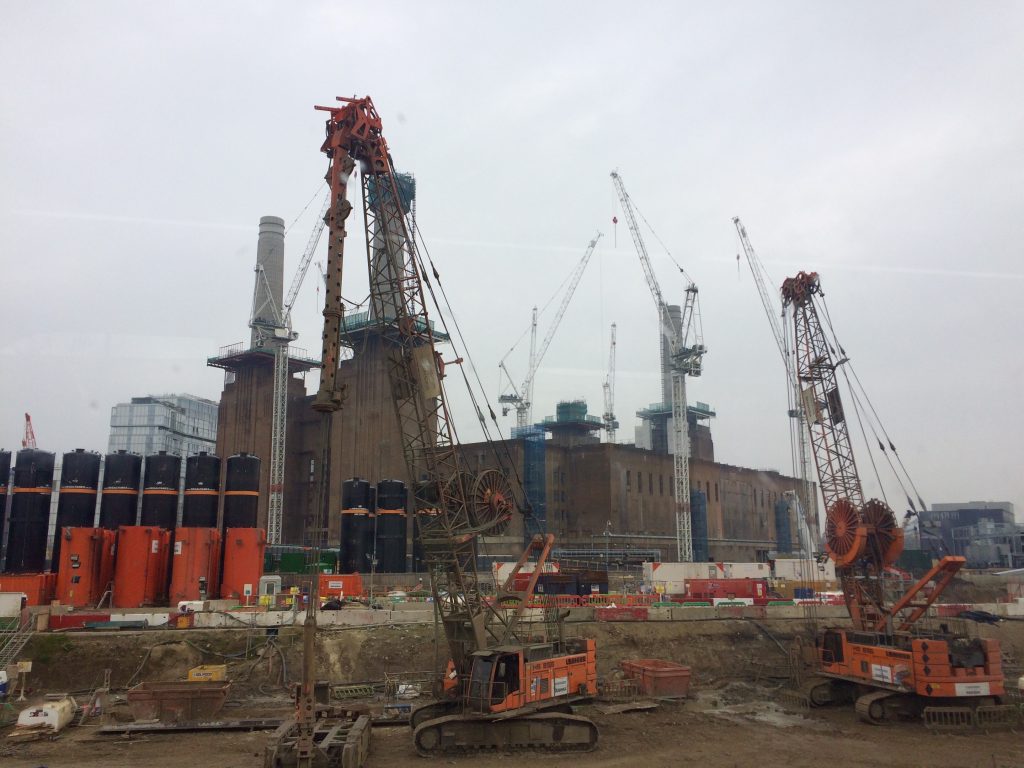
left=4, top=616, right=1023, bottom=767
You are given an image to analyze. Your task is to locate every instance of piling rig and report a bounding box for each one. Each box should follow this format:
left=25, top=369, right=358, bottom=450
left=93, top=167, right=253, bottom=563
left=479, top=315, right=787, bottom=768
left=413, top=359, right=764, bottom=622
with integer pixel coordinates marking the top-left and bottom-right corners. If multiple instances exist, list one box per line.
left=783, top=271, right=1006, bottom=725
left=302, top=95, right=598, bottom=755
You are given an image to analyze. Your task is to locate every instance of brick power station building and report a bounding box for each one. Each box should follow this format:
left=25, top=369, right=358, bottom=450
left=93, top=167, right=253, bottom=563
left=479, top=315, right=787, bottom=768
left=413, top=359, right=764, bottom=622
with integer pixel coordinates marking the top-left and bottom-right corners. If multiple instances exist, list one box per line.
left=210, top=215, right=809, bottom=565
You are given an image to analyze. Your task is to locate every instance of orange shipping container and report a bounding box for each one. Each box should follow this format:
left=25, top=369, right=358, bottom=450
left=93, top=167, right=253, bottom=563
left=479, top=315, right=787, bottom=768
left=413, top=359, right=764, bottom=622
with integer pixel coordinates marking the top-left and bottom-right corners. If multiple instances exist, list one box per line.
left=169, top=528, right=221, bottom=603
left=55, top=527, right=116, bottom=607
left=318, top=572, right=363, bottom=599
left=113, top=526, right=172, bottom=608
left=220, top=527, right=267, bottom=604
left=0, top=572, right=57, bottom=606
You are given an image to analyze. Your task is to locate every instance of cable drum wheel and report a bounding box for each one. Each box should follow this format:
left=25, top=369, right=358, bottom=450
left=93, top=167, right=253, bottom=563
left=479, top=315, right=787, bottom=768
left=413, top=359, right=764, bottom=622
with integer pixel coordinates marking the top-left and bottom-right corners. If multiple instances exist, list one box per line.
left=861, top=498, right=905, bottom=567
left=825, top=499, right=868, bottom=567
left=434, top=471, right=475, bottom=528
left=470, top=470, right=514, bottom=535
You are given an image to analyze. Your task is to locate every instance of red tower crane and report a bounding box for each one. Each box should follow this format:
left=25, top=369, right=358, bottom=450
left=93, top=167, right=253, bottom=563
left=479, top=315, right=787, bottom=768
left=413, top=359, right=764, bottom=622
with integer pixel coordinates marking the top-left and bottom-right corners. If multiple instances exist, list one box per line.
left=21, top=413, right=37, bottom=449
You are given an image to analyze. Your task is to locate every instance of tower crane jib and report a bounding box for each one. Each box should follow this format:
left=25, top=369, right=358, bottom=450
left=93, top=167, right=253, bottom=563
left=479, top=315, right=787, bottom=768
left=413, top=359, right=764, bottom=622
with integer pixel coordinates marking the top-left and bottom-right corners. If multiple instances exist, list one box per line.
left=499, top=233, right=603, bottom=430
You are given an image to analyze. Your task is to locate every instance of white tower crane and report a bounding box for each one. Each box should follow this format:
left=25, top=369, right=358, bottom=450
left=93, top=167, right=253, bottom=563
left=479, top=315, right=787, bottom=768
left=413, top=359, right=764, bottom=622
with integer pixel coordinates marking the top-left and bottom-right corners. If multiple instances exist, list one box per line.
left=611, top=171, right=705, bottom=562
left=733, top=216, right=820, bottom=551
left=250, top=195, right=330, bottom=544
left=499, top=232, right=603, bottom=430
left=602, top=323, right=618, bottom=442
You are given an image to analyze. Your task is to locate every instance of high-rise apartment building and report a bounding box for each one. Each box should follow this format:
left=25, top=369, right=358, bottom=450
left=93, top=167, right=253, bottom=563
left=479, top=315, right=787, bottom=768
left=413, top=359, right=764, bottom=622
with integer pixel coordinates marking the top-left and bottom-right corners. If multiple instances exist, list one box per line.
left=108, top=394, right=218, bottom=456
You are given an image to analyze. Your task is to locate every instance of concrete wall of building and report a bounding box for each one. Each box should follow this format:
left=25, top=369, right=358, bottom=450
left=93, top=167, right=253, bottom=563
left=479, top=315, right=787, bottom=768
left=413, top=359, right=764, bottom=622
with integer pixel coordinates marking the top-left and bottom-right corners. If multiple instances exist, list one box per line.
left=218, top=328, right=806, bottom=565
left=215, top=364, right=308, bottom=534
left=451, top=437, right=805, bottom=562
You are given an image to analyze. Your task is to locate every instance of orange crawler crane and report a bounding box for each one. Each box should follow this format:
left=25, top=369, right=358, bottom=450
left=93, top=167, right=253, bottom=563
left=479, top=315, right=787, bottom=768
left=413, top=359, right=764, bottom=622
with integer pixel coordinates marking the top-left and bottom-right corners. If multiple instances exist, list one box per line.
left=300, top=94, right=598, bottom=756
left=783, top=271, right=1006, bottom=725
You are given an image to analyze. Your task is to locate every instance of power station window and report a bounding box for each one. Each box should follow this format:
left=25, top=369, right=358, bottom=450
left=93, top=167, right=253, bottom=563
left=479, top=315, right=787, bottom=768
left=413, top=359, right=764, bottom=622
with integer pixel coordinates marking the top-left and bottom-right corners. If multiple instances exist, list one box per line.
left=637, top=472, right=642, bottom=494
left=626, top=471, right=631, bottom=491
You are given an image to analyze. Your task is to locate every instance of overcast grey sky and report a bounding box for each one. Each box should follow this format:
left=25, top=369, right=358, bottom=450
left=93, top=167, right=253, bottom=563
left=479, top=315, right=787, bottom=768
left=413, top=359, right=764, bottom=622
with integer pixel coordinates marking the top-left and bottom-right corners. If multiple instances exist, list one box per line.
left=2, top=2, right=1022, bottom=517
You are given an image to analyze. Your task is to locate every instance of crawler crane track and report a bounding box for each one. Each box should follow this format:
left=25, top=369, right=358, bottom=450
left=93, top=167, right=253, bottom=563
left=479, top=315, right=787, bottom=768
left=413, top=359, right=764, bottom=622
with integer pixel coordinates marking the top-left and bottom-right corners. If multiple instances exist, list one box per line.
left=413, top=712, right=598, bottom=756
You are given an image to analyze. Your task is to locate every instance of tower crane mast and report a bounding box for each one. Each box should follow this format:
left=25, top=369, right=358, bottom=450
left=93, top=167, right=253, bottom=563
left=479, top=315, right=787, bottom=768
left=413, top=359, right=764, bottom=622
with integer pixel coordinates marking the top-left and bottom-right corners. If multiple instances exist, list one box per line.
left=250, top=195, right=330, bottom=546
left=21, top=413, right=37, bottom=449
left=499, top=233, right=602, bottom=429
left=611, top=170, right=704, bottom=561
left=602, top=323, right=618, bottom=442
left=733, top=217, right=819, bottom=551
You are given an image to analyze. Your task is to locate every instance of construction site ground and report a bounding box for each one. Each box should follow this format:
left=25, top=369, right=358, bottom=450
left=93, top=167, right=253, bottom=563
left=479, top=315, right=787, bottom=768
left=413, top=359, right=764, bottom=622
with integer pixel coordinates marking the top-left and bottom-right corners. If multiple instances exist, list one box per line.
left=4, top=616, right=1022, bottom=767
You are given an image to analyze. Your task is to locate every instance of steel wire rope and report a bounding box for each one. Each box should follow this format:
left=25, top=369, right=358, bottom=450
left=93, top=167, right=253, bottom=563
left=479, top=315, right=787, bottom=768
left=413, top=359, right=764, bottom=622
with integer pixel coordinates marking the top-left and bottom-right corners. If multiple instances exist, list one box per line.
left=382, top=170, right=531, bottom=597
left=410, top=231, right=531, bottom=524
left=498, top=250, right=587, bottom=367
left=396, top=190, right=531, bottom=509
left=811, top=307, right=889, bottom=508
left=286, top=183, right=328, bottom=235
left=842, top=370, right=915, bottom=511
left=628, top=188, right=694, bottom=284
left=818, top=295, right=925, bottom=513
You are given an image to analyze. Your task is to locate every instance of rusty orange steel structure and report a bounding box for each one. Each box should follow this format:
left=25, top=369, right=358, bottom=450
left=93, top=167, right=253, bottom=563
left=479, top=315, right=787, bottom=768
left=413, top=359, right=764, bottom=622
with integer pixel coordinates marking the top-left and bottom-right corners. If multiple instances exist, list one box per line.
left=783, top=270, right=1005, bottom=723
left=307, top=96, right=598, bottom=754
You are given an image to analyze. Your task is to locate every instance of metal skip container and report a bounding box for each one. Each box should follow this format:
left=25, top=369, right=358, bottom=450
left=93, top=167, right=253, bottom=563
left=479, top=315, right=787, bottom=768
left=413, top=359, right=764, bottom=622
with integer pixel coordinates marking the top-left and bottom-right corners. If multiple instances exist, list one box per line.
left=112, top=525, right=172, bottom=608
left=126, top=681, right=229, bottom=723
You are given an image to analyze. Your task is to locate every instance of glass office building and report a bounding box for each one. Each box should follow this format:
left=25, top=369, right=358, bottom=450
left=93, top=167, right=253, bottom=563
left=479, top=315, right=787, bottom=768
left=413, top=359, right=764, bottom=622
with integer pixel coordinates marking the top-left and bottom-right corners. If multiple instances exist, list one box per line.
left=108, top=394, right=218, bottom=456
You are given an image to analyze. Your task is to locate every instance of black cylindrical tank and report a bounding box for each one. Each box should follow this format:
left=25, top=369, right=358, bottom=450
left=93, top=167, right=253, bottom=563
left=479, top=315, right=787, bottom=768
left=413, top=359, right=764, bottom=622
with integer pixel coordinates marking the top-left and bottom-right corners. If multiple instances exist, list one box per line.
left=182, top=452, right=220, bottom=527
left=141, top=451, right=182, bottom=529
left=5, top=449, right=55, bottom=573
left=691, top=489, right=709, bottom=563
left=774, top=497, right=793, bottom=555
left=51, top=449, right=101, bottom=568
left=0, top=449, right=10, bottom=546
left=341, top=478, right=371, bottom=511
left=375, top=479, right=407, bottom=573
left=339, top=478, right=372, bottom=573
left=98, top=450, right=142, bottom=530
left=223, top=452, right=260, bottom=529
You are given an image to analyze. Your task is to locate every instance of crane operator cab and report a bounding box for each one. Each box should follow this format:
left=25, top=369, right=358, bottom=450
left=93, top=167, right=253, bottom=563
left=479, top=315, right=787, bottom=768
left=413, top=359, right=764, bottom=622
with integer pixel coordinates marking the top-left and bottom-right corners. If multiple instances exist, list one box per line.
left=463, top=640, right=597, bottom=716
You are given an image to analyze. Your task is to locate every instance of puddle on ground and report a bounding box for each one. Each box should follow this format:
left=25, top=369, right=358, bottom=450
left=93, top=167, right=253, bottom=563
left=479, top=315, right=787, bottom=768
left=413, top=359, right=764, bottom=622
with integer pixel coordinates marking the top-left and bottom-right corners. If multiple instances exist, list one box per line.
left=691, top=683, right=831, bottom=730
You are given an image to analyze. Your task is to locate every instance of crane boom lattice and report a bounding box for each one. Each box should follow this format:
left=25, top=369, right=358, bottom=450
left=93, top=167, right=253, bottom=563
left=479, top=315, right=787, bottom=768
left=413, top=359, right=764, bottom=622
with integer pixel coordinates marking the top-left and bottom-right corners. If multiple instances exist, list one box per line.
left=733, top=217, right=819, bottom=551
